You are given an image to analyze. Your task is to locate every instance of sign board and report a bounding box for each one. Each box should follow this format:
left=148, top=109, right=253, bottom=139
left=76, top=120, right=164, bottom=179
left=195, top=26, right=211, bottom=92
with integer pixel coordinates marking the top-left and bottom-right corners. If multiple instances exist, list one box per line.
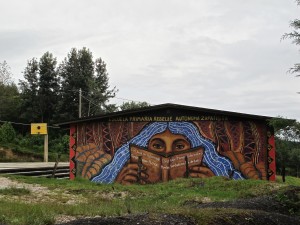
left=31, top=123, right=47, bottom=135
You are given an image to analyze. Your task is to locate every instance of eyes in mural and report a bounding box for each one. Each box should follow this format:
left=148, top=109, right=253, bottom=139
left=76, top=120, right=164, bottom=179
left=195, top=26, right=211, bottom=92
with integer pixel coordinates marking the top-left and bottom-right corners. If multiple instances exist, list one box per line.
left=148, top=129, right=191, bottom=153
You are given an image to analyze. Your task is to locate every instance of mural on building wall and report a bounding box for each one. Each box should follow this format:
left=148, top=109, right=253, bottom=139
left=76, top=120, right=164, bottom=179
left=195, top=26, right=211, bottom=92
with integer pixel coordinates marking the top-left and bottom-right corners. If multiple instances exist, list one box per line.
left=70, top=119, right=274, bottom=184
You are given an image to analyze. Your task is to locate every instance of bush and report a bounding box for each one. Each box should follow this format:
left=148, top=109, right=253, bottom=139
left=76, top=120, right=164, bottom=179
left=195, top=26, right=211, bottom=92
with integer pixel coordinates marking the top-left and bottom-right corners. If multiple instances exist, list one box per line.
left=49, top=134, right=69, bottom=154
left=0, top=122, right=16, bottom=143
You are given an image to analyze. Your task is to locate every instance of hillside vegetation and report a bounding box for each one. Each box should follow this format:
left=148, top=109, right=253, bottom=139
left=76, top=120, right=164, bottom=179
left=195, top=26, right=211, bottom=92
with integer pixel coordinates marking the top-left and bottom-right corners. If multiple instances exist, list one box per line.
left=0, top=122, right=69, bottom=162
left=0, top=176, right=299, bottom=225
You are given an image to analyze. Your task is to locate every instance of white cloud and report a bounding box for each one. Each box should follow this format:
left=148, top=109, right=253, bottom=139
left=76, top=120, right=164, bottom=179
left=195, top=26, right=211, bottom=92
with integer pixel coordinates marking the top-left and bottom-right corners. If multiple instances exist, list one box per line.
left=0, top=0, right=299, bottom=120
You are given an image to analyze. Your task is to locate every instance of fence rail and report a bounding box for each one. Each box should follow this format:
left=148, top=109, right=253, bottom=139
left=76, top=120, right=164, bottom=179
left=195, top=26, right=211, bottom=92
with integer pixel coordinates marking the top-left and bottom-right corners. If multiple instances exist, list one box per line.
left=0, top=165, right=69, bottom=178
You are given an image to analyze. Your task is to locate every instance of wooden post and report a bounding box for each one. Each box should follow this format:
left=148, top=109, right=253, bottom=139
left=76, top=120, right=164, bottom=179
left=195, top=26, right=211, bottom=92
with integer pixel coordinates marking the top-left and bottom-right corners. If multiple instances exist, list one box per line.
left=79, top=88, right=82, bottom=118
left=44, top=134, right=48, bottom=162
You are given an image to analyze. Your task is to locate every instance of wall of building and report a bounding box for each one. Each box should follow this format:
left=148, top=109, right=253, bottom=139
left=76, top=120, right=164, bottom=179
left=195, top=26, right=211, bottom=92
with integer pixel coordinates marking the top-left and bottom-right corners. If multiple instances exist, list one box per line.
left=69, top=119, right=276, bottom=184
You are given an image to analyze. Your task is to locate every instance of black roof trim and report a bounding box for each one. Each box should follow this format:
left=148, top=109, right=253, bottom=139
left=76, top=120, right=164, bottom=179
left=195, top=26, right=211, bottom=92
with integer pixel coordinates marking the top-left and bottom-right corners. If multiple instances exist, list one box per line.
left=55, top=103, right=272, bottom=127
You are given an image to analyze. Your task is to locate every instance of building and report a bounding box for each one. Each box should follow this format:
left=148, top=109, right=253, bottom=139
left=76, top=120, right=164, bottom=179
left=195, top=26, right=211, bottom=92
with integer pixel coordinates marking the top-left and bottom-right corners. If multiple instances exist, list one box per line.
left=56, top=103, right=276, bottom=184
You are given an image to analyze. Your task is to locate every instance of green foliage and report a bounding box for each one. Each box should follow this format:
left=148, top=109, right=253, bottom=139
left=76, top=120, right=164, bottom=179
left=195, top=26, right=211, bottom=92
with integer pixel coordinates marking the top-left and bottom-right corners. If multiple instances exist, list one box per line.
left=0, top=131, right=69, bottom=162
left=0, top=83, right=21, bottom=121
left=38, top=52, right=60, bottom=123
left=119, top=101, right=151, bottom=111
left=58, top=47, right=117, bottom=120
left=282, top=0, right=300, bottom=75
left=19, top=58, right=40, bottom=122
left=0, top=122, right=16, bottom=143
left=268, top=117, right=300, bottom=141
left=269, top=117, right=300, bottom=177
left=49, top=134, right=69, bottom=154
left=0, top=61, right=21, bottom=122
left=19, top=53, right=60, bottom=124
left=18, top=48, right=117, bottom=123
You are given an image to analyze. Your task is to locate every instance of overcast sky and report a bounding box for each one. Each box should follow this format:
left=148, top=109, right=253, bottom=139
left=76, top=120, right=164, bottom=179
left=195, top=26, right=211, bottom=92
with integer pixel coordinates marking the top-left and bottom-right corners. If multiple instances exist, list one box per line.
left=0, top=0, right=299, bottom=120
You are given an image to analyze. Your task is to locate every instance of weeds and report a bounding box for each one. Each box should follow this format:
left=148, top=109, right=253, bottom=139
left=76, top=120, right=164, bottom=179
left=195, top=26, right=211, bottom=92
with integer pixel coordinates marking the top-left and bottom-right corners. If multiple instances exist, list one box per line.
left=0, top=187, right=30, bottom=196
left=0, top=175, right=299, bottom=225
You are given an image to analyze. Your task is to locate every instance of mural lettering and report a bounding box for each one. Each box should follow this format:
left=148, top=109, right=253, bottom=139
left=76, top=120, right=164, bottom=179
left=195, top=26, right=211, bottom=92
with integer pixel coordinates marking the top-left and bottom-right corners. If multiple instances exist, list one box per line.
left=108, top=116, right=228, bottom=122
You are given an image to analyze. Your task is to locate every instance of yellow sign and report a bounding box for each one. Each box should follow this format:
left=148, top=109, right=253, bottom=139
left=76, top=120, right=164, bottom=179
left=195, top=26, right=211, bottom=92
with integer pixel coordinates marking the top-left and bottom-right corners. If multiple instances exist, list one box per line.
left=31, top=123, right=47, bottom=135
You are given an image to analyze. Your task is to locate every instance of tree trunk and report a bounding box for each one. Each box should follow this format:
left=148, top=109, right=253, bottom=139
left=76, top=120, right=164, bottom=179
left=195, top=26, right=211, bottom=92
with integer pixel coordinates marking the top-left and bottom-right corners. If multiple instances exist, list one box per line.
left=282, top=165, right=286, bottom=183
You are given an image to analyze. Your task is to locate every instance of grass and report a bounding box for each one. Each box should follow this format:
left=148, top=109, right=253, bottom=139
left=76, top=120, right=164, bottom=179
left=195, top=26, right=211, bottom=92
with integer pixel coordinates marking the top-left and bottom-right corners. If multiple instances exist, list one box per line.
left=0, top=187, right=30, bottom=196
left=276, top=175, right=300, bottom=186
left=0, top=175, right=299, bottom=225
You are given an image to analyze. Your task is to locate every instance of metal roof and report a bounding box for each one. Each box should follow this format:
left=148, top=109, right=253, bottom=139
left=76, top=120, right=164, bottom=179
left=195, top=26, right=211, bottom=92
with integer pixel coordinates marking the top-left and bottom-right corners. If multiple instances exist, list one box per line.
left=55, top=103, right=272, bottom=127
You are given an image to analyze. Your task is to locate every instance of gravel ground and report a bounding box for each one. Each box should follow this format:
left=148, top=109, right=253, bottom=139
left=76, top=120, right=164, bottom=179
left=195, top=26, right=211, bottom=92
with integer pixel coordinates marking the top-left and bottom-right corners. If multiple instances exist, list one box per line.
left=0, top=177, right=48, bottom=192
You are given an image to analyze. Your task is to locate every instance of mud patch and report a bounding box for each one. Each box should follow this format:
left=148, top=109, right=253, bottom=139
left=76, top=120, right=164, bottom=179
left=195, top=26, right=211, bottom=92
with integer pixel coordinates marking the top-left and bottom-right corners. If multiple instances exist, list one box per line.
left=56, top=213, right=196, bottom=225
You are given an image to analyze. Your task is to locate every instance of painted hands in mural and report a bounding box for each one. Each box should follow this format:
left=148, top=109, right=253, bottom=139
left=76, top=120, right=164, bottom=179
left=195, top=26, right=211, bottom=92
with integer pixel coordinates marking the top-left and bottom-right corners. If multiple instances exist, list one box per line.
left=116, top=161, right=214, bottom=184
left=116, top=163, right=148, bottom=185
left=223, top=151, right=267, bottom=180
left=75, top=143, right=112, bottom=179
left=188, top=165, right=215, bottom=178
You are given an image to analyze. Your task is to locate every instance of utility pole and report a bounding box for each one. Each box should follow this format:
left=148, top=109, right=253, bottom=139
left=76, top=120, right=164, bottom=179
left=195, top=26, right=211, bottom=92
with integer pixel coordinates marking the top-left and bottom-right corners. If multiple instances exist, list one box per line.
left=79, top=88, right=82, bottom=118
left=44, top=134, right=48, bottom=162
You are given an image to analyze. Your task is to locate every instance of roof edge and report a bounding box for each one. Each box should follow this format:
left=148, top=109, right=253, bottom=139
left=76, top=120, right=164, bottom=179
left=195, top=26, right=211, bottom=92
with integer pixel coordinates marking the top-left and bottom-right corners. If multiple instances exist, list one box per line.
left=55, top=103, right=273, bottom=127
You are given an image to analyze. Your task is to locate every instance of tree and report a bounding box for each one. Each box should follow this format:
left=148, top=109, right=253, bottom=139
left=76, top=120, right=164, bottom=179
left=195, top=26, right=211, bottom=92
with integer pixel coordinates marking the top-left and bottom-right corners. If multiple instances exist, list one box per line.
left=58, top=48, right=117, bottom=120
left=91, top=58, right=117, bottom=114
left=19, top=58, right=40, bottom=122
left=19, top=52, right=64, bottom=123
left=0, top=122, right=16, bottom=143
left=282, top=0, right=300, bottom=76
left=269, top=117, right=300, bottom=179
left=37, top=52, right=60, bottom=123
left=0, top=83, right=20, bottom=121
left=19, top=48, right=117, bottom=123
left=119, top=101, right=151, bottom=111
left=288, top=148, right=300, bottom=177
left=0, top=61, right=13, bottom=85
left=0, top=61, right=21, bottom=121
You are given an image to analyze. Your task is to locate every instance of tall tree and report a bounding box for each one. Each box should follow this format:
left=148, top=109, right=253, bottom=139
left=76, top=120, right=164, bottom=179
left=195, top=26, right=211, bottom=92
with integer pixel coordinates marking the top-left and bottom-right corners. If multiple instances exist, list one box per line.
left=38, top=52, right=59, bottom=123
left=0, top=60, right=13, bottom=85
left=0, top=83, right=20, bottom=121
left=19, top=53, right=59, bottom=123
left=90, top=58, right=117, bottom=114
left=0, top=61, right=21, bottom=121
left=59, top=48, right=117, bottom=120
left=18, top=48, right=117, bottom=123
left=283, top=0, right=300, bottom=76
left=19, top=58, right=40, bottom=122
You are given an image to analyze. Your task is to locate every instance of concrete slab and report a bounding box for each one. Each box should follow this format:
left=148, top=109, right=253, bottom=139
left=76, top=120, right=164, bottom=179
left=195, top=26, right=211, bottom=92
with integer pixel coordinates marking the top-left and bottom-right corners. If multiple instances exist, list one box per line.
left=0, top=162, right=69, bottom=170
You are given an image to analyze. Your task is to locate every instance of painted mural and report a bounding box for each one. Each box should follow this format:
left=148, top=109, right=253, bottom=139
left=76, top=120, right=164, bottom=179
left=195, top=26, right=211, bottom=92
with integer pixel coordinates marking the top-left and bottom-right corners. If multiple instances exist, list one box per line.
left=69, top=120, right=275, bottom=184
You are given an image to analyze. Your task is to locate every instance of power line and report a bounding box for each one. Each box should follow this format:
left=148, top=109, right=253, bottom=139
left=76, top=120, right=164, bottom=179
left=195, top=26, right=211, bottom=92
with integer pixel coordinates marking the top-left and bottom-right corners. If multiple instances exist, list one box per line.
left=63, top=89, right=151, bottom=104
left=0, top=120, right=59, bottom=128
left=81, top=95, right=101, bottom=108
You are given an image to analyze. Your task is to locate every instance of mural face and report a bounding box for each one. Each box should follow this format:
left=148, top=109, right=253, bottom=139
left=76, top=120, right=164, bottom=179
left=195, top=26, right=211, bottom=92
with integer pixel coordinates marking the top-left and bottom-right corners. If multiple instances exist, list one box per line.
left=70, top=120, right=274, bottom=184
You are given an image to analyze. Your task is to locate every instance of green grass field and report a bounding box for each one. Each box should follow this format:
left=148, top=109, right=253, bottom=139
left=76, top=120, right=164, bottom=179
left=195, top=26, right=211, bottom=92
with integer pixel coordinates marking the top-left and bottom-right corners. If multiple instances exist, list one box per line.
left=0, top=175, right=299, bottom=225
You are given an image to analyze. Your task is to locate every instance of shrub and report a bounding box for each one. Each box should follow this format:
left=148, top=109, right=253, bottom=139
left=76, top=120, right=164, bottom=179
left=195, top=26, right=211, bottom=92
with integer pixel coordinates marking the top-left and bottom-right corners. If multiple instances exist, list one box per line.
left=0, top=122, right=16, bottom=143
